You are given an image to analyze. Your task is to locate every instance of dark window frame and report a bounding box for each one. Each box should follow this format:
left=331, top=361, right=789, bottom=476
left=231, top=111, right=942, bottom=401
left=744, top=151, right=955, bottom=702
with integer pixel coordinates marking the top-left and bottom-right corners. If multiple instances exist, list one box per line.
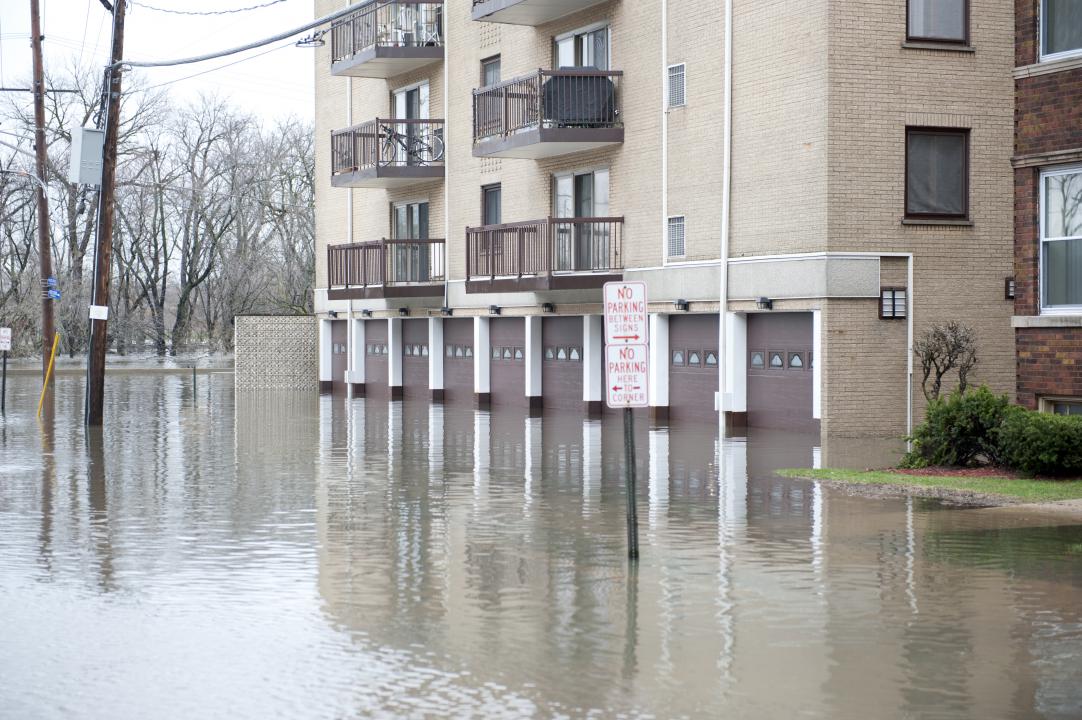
left=480, top=54, right=501, bottom=87
left=906, top=0, right=970, bottom=45
left=904, top=127, right=970, bottom=221
left=880, top=287, right=908, bottom=320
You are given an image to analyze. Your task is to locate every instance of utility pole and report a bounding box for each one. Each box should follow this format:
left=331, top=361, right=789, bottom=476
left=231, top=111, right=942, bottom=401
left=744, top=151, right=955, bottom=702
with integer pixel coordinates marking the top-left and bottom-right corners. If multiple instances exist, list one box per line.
left=29, top=0, right=54, bottom=395
left=85, top=0, right=126, bottom=426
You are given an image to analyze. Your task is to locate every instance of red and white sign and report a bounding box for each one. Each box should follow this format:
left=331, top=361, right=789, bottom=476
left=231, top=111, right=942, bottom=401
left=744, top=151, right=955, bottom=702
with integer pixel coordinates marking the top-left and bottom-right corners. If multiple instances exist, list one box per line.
left=0, top=327, right=10, bottom=353
left=603, top=281, right=648, bottom=345
left=606, top=344, right=649, bottom=409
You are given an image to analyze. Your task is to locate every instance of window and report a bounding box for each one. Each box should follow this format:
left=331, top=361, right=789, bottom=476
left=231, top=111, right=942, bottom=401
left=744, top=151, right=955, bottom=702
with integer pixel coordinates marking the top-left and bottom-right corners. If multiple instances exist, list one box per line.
left=545, top=347, right=555, bottom=360
left=788, top=352, right=804, bottom=369
left=881, top=288, right=908, bottom=319
left=492, top=347, right=501, bottom=359
left=553, top=169, right=610, bottom=271
left=907, top=0, right=967, bottom=44
left=769, top=352, right=784, bottom=369
left=705, top=351, right=718, bottom=367
left=672, top=350, right=685, bottom=366
left=482, top=184, right=501, bottom=226
left=503, top=347, right=513, bottom=360
left=1005, top=277, right=1016, bottom=300
left=569, top=347, right=581, bottom=361
left=906, top=128, right=969, bottom=220
left=1041, top=0, right=1082, bottom=60
left=554, top=26, right=609, bottom=70
left=750, top=351, right=765, bottom=369
left=405, top=345, right=414, bottom=357
left=667, top=216, right=686, bottom=258
left=446, top=345, right=454, bottom=358
left=464, top=346, right=473, bottom=358
left=1041, top=167, right=1082, bottom=310
left=688, top=351, right=702, bottom=367
left=481, top=55, right=501, bottom=86
left=1051, top=400, right=1082, bottom=416
left=557, top=347, right=568, bottom=360
left=668, top=64, right=686, bottom=108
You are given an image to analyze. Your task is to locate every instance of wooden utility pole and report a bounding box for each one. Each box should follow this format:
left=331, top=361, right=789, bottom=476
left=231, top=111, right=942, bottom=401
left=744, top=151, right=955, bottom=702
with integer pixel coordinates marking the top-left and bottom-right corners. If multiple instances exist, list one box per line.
left=85, top=0, right=126, bottom=426
left=29, top=0, right=54, bottom=392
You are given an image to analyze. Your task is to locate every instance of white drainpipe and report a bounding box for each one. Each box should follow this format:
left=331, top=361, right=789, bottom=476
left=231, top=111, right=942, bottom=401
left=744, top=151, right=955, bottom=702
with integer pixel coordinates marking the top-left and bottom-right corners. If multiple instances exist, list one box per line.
left=718, top=0, right=733, bottom=430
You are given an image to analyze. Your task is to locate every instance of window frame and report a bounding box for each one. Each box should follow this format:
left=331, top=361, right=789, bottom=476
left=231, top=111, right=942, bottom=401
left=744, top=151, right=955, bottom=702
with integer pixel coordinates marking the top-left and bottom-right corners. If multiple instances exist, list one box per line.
left=667, top=63, right=687, bottom=109
left=667, top=215, right=686, bottom=259
left=906, top=0, right=970, bottom=45
left=1039, top=0, right=1082, bottom=63
left=480, top=54, right=501, bottom=87
left=880, top=287, right=909, bottom=320
left=1039, top=164, right=1082, bottom=314
left=904, top=127, right=970, bottom=222
left=1039, top=396, right=1082, bottom=415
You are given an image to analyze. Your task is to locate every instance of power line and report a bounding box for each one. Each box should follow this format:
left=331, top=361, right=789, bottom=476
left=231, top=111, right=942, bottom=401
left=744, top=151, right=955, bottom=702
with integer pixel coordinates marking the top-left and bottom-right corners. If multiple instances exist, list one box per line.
left=132, top=0, right=288, bottom=16
left=141, top=41, right=291, bottom=91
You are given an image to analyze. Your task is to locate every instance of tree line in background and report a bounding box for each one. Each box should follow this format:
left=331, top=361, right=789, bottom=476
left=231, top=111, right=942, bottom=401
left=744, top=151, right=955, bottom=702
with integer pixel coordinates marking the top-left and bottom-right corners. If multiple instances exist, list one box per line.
left=0, top=60, right=314, bottom=358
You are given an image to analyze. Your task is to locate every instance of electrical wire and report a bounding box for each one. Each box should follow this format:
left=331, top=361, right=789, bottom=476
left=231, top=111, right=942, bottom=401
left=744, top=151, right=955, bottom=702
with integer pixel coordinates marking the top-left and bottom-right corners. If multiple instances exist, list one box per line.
left=140, top=41, right=291, bottom=91
left=132, top=0, right=288, bottom=16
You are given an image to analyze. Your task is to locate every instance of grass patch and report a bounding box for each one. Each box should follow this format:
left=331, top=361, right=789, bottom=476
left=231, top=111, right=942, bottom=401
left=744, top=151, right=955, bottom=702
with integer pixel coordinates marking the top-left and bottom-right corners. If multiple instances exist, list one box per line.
left=776, top=468, right=1082, bottom=503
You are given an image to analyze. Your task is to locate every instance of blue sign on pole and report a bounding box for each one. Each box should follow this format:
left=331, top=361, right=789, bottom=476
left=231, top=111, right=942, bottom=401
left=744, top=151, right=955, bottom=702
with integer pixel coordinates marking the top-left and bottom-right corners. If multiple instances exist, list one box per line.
left=46, top=276, right=58, bottom=287
left=47, top=289, right=61, bottom=301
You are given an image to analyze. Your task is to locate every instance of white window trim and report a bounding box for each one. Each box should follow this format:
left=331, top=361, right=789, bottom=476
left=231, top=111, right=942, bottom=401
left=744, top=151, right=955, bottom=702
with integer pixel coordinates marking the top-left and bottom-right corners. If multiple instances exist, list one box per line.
left=1039, top=164, right=1082, bottom=314
left=553, top=24, right=611, bottom=68
left=1038, top=0, right=1082, bottom=63
left=1039, top=396, right=1082, bottom=414
left=667, top=62, right=687, bottom=109
left=666, top=215, right=687, bottom=260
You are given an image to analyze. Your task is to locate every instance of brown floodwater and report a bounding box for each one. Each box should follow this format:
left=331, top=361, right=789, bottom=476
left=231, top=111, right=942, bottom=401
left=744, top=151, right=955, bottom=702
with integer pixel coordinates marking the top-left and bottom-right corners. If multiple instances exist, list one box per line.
left=1, top=374, right=1080, bottom=719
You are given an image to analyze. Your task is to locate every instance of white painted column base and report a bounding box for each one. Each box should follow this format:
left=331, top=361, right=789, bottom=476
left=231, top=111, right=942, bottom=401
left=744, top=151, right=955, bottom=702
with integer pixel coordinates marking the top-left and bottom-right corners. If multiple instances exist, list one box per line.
left=474, top=316, right=491, bottom=405
left=649, top=314, right=670, bottom=414
left=347, top=317, right=366, bottom=390
left=583, top=315, right=603, bottom=414
left=525, top=316, right=542, bottom=409
left=429, top=318, right=445, bottom=401
left=388, top=318, right=403, bottom=398
left=723, top=311, right=747, bottom=412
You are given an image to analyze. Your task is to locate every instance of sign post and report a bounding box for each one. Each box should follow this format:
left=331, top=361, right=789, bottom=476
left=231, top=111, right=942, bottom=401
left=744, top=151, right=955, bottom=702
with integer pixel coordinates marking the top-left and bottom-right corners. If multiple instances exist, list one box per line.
left=603, top=282, right=649, bottom=560
left=0, top=327, right=10, bottom=414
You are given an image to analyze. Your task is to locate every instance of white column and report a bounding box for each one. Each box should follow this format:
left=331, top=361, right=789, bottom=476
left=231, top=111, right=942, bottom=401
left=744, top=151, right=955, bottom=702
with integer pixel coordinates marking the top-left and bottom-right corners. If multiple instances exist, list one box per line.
left=582, top=315, right=603, bottom=409
left=812, top=309, right=822, bottom=420
left=473, top=316, right=491, bottom=399
left=348, top=317, right=366, bottom=386
left=388, top=318, right=403, bottom=393
left=582, top=419, right=602, bottom=516
left=524, top=415, right=542, bottom=511
left=525, top=316, right=542, bottom=403
left=648, top=427, right=670, bottom=529
left=429, top=403, right=444, bottom=478
left=429, top=317, right=444, bottom=398
left=318, top=318, right=333, bottom=386
left=723, top=311, right=746, bottom=412
left=649, top=313, right=670, bottom=411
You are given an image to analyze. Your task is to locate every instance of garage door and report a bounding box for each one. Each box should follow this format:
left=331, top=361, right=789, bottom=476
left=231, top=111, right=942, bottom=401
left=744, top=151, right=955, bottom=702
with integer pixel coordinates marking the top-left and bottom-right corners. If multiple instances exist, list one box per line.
left=669, top=314, right=720, bottom=421
left=443, top=318, right=474, bottom=405
left=746, top=312, right=815, bottom=431
left=364, top=319, right=389, bottom=399
left=490, top=317, right=526, bottom=408
left=402, top=319, right=429, bottom=400
left=542, top=316, right=584, bottom=411
left=330, top=320, right=348, bottom=394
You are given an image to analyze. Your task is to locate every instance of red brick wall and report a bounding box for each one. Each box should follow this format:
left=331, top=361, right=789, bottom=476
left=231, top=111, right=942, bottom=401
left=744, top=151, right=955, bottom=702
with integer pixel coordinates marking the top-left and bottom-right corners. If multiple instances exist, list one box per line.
left=1014, top=167, right=1039, bottom=315
left=1016, top=0, right=1037, bottom=67
left=1016, top=69, right=1082, bottom=157
left=1016, top=329, right=1082, bottom=408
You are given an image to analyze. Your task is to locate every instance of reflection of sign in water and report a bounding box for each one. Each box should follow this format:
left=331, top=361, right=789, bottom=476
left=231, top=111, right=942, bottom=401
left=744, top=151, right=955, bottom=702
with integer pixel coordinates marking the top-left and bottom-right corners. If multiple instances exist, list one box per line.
left=0, top=327, right=11, bottom=352
left=47, top=289, right=61, bottom=301
left=603, top=281, right=648, bottom=345
left=606, top=344, right=649, bottom=409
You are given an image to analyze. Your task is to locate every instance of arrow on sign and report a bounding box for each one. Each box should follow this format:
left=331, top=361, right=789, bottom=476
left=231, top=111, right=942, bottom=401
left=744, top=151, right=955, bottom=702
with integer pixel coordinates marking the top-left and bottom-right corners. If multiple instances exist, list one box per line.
left=612, top=334, right=641, bottom=341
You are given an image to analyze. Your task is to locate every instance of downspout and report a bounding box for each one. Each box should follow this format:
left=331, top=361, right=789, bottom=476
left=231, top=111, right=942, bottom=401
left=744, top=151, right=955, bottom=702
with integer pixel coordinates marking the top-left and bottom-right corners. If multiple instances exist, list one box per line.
left=907, top=254, right=914, bottom=441
left=443, top=11, right=450, bottom=310
left=661, top=0, right=668, bottom=252
left=718, top=0, right=733, bottom=432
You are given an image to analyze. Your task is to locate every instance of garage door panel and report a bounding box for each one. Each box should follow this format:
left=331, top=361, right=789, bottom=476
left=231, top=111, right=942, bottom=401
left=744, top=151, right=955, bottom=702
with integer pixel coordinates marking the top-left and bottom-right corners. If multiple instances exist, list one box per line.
left=402, top=319, right=429, bottom=399
left=542, top=317, right=584, bottom=410
left=331, top=320, right=348, bottom=393
left=443, top=318, right=474, bottom=405
left=490, top=317, right=526, bottom=408
left=365, top=320, right=389, bottom=399
left=746, top=313, right=816, bottom=431
left=669, top=315, right=720, bottom=421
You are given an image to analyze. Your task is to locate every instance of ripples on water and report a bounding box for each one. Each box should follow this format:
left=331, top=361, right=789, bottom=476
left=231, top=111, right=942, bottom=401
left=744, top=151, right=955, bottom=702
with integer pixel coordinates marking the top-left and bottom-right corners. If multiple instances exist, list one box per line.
left=0, top=374, right=1080, bottom=719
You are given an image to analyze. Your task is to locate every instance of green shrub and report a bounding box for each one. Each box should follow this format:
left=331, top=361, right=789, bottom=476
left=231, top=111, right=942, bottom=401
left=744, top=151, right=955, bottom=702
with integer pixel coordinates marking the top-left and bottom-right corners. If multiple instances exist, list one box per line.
left=997, top=411, right=1082, bottom=477
left=901, top=387, right=1019, bottom=468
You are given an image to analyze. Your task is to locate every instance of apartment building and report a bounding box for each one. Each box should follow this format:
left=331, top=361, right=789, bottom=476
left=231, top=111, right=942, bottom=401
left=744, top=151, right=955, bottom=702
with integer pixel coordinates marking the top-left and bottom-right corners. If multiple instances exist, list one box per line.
left=1013, top=0, right=1082, bottom=415
left=312, top=0, right=1016, bottom=439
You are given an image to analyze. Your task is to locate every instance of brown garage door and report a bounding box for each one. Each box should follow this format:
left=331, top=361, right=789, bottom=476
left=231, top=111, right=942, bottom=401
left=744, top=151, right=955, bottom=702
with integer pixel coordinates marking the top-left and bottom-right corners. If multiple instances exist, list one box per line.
left=542, top=316, right=584, bottom=411
left=669, top=314, right=720, bottom=422
left=331, top=320, right=348, bottom=394
left=443, top=318, right=474, bottom=405
left=364, top=319, right=389, bottom=399
left=490, top=317, right=526, bottom=408
left=747, top=312, right=815, bottom=431
left=402, top=319, right=429, bottom=400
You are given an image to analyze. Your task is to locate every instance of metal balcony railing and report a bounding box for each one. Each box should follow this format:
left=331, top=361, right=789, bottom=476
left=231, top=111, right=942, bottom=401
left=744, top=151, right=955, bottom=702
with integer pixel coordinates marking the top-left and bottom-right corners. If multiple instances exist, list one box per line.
left=331, top=119, right=445, bottom=174
left=330, top=0, right=444, bottom=63
left=466, top=217, right=623, bottom=281
left=328, top=239, right=446, bottom=289
left=472, top=69, right=622, bottom=143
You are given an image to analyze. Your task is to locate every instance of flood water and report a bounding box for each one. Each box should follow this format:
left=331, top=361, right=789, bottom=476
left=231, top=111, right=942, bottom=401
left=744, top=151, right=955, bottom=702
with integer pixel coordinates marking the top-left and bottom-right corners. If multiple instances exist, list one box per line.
left=1, top=374, right=1081, bottom=719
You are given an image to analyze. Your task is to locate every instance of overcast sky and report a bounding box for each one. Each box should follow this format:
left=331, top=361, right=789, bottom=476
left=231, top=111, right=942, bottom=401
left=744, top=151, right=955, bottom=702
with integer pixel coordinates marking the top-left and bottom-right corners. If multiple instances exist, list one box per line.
left=1, top=0, right=314, bottom=123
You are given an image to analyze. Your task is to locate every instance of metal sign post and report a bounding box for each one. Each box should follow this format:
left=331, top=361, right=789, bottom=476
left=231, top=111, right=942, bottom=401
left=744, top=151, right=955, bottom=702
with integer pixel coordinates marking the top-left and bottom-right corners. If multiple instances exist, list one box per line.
left=603, top=282, right=650, bottom=561
left=0, top=328, right=10, bottom=414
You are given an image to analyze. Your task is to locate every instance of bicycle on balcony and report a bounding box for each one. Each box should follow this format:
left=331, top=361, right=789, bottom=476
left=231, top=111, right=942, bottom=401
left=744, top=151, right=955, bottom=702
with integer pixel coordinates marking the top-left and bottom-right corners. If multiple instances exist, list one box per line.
left=379, top=122, right=445, bottom=166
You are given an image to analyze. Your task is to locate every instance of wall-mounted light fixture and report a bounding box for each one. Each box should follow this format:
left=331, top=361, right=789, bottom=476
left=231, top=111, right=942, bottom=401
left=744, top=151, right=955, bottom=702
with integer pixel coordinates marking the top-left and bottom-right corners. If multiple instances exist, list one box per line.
left=755, top=297, right=773, bottom=311
left=398, top=307, right=409, bottom=317
left=327, top=310, right=338, bottom=319
left=440, top=307, right=454, bottom=317
left=541, top=302, right=555, bottom=313
left=674, top=299, right=690, bottom=312
left=489, top=305, right=502, bottom=315
left=361, top=309, right=373, bottom=318
left=1004, top=277, right=1015, bottom=300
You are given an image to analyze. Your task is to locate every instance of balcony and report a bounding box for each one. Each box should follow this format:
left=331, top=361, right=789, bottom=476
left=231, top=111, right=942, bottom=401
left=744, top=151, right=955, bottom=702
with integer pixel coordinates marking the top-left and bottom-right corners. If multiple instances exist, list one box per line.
left=327, top=239, right=445, bottom=300
left=471, top=0, right=610, bottom=26
left=472, top=69, right=623, bottom=160
left=330, top=0, right=443, bottom=79
left=331, top=119, right=445, bottom=189
left=465, top=217, right=623, bottom=293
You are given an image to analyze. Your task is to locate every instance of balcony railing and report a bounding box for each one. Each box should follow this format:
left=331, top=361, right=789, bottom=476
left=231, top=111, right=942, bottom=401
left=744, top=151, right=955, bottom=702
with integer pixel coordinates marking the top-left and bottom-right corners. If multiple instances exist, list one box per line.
left=331, top=0, right=443, bottom=62
left=328, top=239, right=445, bottom=293
left=332, top=119, right=445, bottom=173
left=473, top=69, right=622, bottom=142
left=466, top=217, right=623, bottom=286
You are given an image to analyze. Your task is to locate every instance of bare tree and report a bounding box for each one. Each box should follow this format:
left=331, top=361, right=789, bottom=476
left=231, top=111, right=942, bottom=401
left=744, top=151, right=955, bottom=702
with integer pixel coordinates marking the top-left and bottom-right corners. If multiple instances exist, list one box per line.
left=913, top=321, right=979, bottom=402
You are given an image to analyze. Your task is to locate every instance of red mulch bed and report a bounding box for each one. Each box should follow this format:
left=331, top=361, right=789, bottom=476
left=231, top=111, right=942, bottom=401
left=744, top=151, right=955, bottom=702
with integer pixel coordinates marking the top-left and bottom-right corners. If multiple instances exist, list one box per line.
left=885, top=466, right=1023, bottom=478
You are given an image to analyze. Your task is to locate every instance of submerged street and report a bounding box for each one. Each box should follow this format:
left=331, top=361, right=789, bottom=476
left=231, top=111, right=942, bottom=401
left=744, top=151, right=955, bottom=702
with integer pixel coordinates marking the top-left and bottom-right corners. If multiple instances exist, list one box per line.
left=1, top=374, right=1081, bottom=719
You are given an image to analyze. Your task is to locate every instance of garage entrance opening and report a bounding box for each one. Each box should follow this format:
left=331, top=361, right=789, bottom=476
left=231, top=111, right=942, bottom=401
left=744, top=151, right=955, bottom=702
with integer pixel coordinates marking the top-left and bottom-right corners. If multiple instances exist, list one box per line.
left=746, top=313, right=817, bottom=432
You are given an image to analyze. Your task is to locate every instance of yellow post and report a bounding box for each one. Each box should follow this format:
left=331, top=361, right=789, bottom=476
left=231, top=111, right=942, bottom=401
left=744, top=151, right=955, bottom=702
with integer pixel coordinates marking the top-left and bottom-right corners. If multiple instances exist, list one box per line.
left=37, top=331, right=60, bottom=418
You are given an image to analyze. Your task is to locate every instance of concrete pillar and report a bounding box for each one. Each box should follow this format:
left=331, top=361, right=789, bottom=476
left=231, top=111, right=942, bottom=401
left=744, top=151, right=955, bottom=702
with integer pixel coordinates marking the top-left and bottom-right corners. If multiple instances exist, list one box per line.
left=525, top=315, right=543, bottom=413
left=812, top=309, right=822, bottom=420
left=388, top=317, right=403, bottom=400
left=648, top=313, right=669, bottom=419
left=582, top=315, right=603, bottom=416
left=318, top=318, right=333, bottom=394
left=429, top=317, right=445, bottom=402
left=348, top=317, right=366, bottom=397
left=473, top=316, right=491, bottom=407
